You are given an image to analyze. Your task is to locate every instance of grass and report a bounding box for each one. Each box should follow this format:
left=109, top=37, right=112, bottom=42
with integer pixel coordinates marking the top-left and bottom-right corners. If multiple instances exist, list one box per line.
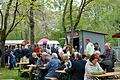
left=0, top=68, right=27, bottom=80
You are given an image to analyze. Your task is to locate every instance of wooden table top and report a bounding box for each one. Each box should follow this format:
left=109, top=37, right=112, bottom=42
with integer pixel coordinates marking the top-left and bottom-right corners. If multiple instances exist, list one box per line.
left=27, top=64, right=46, bottom=69
left=55, top=70, right=66, bottom=73
left=17, top=62, right=29, bottom=65
left=45, top=77, right=58, bottom=80
left=27, top=64, right=36, bottom=67
left=91, top=71, right=120, bottom=77
left=39, top=66, right=46, bottom=69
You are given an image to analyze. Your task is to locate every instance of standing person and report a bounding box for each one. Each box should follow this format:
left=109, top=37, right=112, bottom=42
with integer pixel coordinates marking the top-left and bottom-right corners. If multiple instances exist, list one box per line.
left=63, top=46, right=71, bottom=57
left=94, top=42, right=101, bottom=52
left=34, top=45, right=40, bottom=57
left=9, top=51, right=16, bottom=69
left=13, top=45, right=19, bottom=62
left=5, top=46, right=11, bottom=65
left=84, top=54, right=105, bottom=80
left=51, top=44, right=57, bottom=53
left=103, top=43, right=117, bottom=70
left=84, top=39, right=95, bottom=56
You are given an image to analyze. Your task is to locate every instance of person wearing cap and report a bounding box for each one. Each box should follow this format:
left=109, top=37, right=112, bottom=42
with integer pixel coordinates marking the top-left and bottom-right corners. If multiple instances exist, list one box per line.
left=45, top=53, right=60, bottom=78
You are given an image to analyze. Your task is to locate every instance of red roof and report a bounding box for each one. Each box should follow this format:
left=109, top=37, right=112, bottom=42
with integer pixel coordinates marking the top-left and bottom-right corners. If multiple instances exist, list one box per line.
left=112, top=33, right=120, bottom=38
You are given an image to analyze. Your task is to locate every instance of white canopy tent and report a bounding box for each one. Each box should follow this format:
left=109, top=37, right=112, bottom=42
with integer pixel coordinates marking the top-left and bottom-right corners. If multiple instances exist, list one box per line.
left=47, top=41, right=60, bottom=45
left=5, top=40, right=25, bottom=45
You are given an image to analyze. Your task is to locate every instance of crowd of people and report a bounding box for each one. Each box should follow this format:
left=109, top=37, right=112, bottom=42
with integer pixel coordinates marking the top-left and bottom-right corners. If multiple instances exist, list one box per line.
left=3, top=39, right=118, bottom=80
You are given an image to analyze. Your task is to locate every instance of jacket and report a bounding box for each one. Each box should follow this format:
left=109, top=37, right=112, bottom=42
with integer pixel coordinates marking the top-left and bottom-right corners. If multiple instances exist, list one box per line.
left=84, top=60, right=103, bottom=80
left=46, top=58, right=60, bottom=77
left=103, top=49, right=117, bottom=63
left=70, top=60, right=87, bottom=80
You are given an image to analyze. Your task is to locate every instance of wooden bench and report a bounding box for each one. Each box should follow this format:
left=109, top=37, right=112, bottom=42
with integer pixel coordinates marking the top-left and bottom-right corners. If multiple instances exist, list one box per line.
left=45, top=77, right=58, bottom=80
left=20, top=69, right=29, bottom=73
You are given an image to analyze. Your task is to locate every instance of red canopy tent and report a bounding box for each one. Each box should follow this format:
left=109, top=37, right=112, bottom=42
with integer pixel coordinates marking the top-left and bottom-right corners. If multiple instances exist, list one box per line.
left=112, top=33, right=120, bottom=38
left=37, top=38, right=49, bottom=44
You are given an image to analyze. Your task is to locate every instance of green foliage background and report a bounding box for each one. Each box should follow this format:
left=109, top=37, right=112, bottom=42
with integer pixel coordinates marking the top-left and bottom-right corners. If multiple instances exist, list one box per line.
left=6, top=0, right=120, bottom=46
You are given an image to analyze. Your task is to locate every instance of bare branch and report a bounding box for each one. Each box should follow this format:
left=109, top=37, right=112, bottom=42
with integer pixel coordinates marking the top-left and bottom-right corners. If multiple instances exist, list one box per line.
left=73, top=0, right=86, bottom=30
left=3, top=0, right=13, bottom=32
left=85, top=0, right=94, bottom=6
left=73, top=0, right=94, bottom=30
left=5, top=15, right=25, bottom=37
left=9, top=0, right=19, bottom=31
left=70, top=0, right=73, bottom=29
left=0, top=10, right=3, bottom=30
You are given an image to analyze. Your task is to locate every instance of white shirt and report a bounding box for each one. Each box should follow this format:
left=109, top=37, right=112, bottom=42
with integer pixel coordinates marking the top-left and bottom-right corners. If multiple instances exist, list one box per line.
left=85, top=42, right=95, bottom=55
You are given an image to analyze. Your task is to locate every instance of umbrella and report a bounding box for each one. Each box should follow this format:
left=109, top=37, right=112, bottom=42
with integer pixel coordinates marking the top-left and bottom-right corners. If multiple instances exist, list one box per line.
left=38, top=38, right=49, bottom=44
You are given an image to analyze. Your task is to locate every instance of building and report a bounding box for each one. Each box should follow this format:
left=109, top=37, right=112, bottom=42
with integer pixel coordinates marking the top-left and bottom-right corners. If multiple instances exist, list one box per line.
left=67, top=30, right=107, bottom=53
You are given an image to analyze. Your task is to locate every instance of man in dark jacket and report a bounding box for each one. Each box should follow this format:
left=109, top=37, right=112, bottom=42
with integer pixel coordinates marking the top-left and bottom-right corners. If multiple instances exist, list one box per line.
left=103, top=43, right=117, bottom=69
left=51, top=44, right=57, bottom=53
left=70, top=55, right=87, bottom=80
left=99, top=55, right=114, bottom=72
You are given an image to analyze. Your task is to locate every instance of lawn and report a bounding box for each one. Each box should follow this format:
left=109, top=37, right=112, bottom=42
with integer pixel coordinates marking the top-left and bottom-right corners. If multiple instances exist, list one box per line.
left=0, top=68, right=27, bottom=80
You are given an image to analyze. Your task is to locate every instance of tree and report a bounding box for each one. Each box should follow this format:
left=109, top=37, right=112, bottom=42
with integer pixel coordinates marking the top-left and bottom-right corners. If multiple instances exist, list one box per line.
left=29, top=0, right=35, bottom=45
left=62, top=0, right=94, bottom=52
left=0, top=0, right=24, bottom=67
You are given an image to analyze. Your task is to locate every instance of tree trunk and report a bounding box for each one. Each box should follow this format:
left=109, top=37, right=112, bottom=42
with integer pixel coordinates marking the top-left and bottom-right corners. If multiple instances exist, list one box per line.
left=69, top=0, right=73, bottom=53
left=29, top=2, right=35, bottom=45
left=62, top=0, right=69, bottom=45
left=0, top=31, right=6, bottom=67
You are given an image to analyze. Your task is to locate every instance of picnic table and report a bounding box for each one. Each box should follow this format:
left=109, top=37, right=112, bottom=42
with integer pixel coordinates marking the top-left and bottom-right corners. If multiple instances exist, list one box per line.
left=17, top=62, right=29, bottom=76
left=27, top=64, right=36, bottom=67
left=17, top=62, right=29, bottom=65
left=27, top=64, right=46, bottom=69
left=55, top=70, right=66, bottom=73
left=91, top=71, right=120, bottom=80
left=91, top=71, right=120, bottom=77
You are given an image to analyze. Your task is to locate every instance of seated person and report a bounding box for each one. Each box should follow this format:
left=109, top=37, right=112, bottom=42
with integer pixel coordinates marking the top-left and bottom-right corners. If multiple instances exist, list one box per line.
left=82, top=54, right=88, bottom=61
left=58, top=54, right=72, bottom=70
left=58, top=51, right=64, bottom=61
left=36, top=52, right=48, bottom=66
left=70, top=54, right=87, bottom=80
left=29, top=52, right=38, bottom=65
left=99, top=55, right=114, bottom=72
left=20, top=53, right=29, bottom=63
left=45, top=53, right=60, bottom=78
left=29, top=52, right=38, bottom=79
left=29, top=52, right=38, bottom=72
left=34, top=52, right=49, bottom=80
left=84, top=54, right=105, bottom=80
left=74, top=52, right=81, bottom=61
